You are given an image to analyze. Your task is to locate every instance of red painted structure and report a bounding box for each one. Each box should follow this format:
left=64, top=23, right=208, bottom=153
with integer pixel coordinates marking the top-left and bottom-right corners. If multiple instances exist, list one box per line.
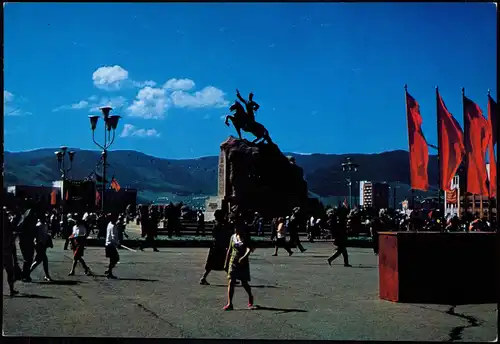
left=379, top=232, right=497, bottom=304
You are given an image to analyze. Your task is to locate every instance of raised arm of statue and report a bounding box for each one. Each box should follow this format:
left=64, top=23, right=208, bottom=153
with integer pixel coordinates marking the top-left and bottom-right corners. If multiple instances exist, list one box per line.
left=236, top=92, right=247, bottom=105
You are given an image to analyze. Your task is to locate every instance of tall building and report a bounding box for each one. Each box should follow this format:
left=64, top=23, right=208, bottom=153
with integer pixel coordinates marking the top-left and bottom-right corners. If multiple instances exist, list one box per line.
left=359, top=181, right=390, bottom=209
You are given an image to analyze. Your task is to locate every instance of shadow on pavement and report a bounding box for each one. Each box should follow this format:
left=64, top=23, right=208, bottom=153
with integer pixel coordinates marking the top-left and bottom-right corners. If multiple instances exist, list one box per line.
left=93, top=275, right=159, bottom=282
left=303, top=263, right=377, bottom=269
left=10, top=293, right=55, bottom=299
left=211, top=284, right=279, bottom=289
left=33, top=280, right=81, bottom=285
left=252, top=305, right=308, bottom=313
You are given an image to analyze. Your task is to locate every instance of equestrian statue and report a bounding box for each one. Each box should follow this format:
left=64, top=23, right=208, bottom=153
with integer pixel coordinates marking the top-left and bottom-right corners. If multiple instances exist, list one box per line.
left=225, top=89, right=273, bottom=144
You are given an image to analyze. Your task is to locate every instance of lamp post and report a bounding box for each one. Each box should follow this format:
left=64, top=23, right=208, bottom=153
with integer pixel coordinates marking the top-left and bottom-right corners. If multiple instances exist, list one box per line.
left=54, top=146, right=75, bottom=214
left=89, top=106, right=121, bottom=213
left=341, top=157, right=359, bottom=208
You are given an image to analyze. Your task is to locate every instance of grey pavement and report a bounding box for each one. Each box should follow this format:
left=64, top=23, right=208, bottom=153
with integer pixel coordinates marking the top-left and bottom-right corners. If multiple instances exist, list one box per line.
left=3, top=241, right=497, bottom=341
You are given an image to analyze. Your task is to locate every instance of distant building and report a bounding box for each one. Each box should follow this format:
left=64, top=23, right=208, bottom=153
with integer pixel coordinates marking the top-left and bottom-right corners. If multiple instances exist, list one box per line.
left=444, top=163, right=496, bottom=220
left=359, top=181, right=366, bottom=207
left=360, top=181, right=389, bottom=209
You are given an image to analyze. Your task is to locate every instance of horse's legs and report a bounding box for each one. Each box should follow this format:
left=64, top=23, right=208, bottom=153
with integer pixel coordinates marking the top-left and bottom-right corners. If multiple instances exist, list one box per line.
left=236, top=126, right=243, bottom=140
left=225, top=116, right=231, bottom=126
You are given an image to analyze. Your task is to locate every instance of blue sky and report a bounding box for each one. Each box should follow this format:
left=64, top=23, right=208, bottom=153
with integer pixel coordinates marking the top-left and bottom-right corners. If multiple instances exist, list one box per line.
left=4, top=2, right=497, bottom=159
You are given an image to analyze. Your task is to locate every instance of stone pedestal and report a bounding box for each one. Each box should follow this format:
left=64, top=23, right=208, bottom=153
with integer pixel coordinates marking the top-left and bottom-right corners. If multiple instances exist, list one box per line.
left=218, top=136, right=308, bottom=218
left=204, top=148, right=230, bottom=221
left=379, top=231, right=497, bottom=304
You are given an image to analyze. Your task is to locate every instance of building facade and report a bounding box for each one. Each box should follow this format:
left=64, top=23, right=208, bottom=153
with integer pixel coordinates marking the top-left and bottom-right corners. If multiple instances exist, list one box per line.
left=444, top=163, right=497, bottom=219
left=359, top=181, right=390, bottom=210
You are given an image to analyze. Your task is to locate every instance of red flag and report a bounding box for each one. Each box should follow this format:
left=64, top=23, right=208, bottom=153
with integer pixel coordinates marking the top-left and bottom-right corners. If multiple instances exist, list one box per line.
left=464, top=96, right=490, bottom=196
left=405, top=91, right=429, bottom=191
left=343, top=197, right=348, bottom=208
left=487, top=95, right=497, bottom=197
left=437, top=91, right=465, bottom=191
left=111, top=177, right=121, bottom=192
left=50, top=190, right=57, bottom=205
left=96, top=191, right=101, bottom=206
left=65, top=190, right=69, bottom=201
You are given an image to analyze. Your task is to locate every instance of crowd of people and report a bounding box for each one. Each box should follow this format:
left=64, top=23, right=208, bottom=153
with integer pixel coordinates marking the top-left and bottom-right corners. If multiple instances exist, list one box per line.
left=2, top=197, right=497, bottom=309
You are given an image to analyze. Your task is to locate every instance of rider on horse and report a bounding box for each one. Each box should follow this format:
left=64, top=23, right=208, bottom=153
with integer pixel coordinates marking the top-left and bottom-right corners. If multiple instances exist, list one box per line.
left=236, top=89, right=260, bottom=124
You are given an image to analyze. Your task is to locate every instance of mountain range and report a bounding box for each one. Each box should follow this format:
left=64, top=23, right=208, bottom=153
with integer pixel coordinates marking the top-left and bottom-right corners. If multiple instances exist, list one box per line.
left=3, top=148, right=439, bottom=205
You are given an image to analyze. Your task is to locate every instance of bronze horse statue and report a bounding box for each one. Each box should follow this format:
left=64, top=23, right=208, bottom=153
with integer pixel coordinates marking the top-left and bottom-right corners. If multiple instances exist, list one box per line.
left=225, top=101, right=273, bottom=144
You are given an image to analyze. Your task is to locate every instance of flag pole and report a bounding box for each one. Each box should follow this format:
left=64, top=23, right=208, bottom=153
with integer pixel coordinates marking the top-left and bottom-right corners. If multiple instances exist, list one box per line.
left=404, top=84, right=414, bottom=210
left=462, top=87, right=469, bottom=230
left=436, top=86, right=444, bottom=231
left=487, top=89, right=494, bottom=225
left=495, top=91, right=500, bottom=233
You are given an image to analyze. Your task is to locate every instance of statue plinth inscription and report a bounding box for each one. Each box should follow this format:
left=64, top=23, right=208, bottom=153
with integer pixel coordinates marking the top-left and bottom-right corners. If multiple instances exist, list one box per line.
left=218, top=149, right=228, bottom=198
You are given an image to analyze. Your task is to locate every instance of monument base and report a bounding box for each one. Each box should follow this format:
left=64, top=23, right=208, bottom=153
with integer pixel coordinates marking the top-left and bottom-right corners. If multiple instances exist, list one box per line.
left=379, top=232, right=497, bottom=304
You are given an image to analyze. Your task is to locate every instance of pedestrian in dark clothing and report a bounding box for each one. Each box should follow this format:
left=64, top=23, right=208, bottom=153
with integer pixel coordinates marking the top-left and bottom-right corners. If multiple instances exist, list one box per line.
left=3, top=209, right=19, bottom=296
left=139, top=205, right=149, bottom=238
left=200, top=210, right=232, bottom=285
left=196, top=211, right=206, bottom=236
left=288, top=208, right=306, bottom=253
left=327, top=209, right=351, bottom=267
left=140, top=206, right=158, bottom=252
left=18, top=208, right=37, bottom=282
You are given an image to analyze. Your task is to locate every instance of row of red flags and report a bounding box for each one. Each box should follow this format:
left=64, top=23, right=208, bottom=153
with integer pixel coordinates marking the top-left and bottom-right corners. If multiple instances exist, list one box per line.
left=406, top=88, right=497, bottom=198
left=49, top=177, right=122, bottom=206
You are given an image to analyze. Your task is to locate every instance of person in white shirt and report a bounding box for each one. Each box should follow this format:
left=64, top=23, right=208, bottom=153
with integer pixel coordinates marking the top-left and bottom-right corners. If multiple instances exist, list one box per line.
left=68, top=214, right=92, bottom=276
left=29, top=214, right=53, bottom=281
left=105, top=214, right=120, bottom=279
left=272, top=217, right=294, bottom=257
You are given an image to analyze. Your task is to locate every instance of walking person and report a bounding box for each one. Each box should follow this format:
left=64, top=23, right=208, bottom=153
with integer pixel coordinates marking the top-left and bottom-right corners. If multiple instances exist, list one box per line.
left=196, top=210, right=206, bottom=236
left=68, top=214, right=92, bottom=276
left=200, top=210, right=231, bottom=285
left=139, top=205, right=149, bottom=238
left=63, top=213, right=76, bottom=250
left=140, top=206, right=159, bottom=252
left=18, top=208, right=37, bottom=282
left=272, top=217, right=294, bottom=256
left=223, top=218, right=255, bottom=311
left=3, top=209, right=19, bottom=296
left=327, top=209, right=352, bottom=267
left=29, top=214, right=54, bottom=281
left=288, top=207, right=307, bottom=253
left=105, top=214, right=121, bottom=279
left=50, top=210, right=60, bottom=238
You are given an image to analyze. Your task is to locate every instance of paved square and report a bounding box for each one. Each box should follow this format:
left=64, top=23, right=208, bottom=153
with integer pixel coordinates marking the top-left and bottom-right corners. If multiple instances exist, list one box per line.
left=3, top=241, right=497, bottom=341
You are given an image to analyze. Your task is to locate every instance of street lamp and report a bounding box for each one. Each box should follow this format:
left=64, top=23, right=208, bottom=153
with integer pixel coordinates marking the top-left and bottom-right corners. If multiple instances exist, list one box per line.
left=54, top=146, right=75, bottom=179
left=341, top=157, right=360, bottom=208
left=89, top=106, right=121, bottom=213
left=54, top=146, right=75, bottom=216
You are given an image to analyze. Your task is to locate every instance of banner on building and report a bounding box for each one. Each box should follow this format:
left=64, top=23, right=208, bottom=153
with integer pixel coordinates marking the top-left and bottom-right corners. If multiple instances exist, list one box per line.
left=446, top=188, right=458, bottom=205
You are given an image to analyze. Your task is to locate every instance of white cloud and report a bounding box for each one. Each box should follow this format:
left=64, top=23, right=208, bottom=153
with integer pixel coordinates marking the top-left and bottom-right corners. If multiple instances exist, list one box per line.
left=163, top=78, right=195, bottom=91
left=127, top=87, right=168, bottom=119
left=89, top=96, right=128, bottom=112
left=71, top=100, right=89, bottom=109
left=133, top=80, right=157, bottom=88
left=120, top=124, right=161, bottom=138
left=92, top=65, right=158, bottom=91
left=53, top=96, right=127, bottom=112
left=92, top=65, right=129, bottom=90
left=4, top=90, right=14, bottom=102
left=4, top=90, right=30, bottom=116
left=170, top=86, right=229, bottom=109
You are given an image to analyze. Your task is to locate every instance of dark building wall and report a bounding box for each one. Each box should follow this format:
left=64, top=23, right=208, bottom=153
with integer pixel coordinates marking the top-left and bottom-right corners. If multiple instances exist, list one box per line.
left=372, top=183, right=389, bottom=209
